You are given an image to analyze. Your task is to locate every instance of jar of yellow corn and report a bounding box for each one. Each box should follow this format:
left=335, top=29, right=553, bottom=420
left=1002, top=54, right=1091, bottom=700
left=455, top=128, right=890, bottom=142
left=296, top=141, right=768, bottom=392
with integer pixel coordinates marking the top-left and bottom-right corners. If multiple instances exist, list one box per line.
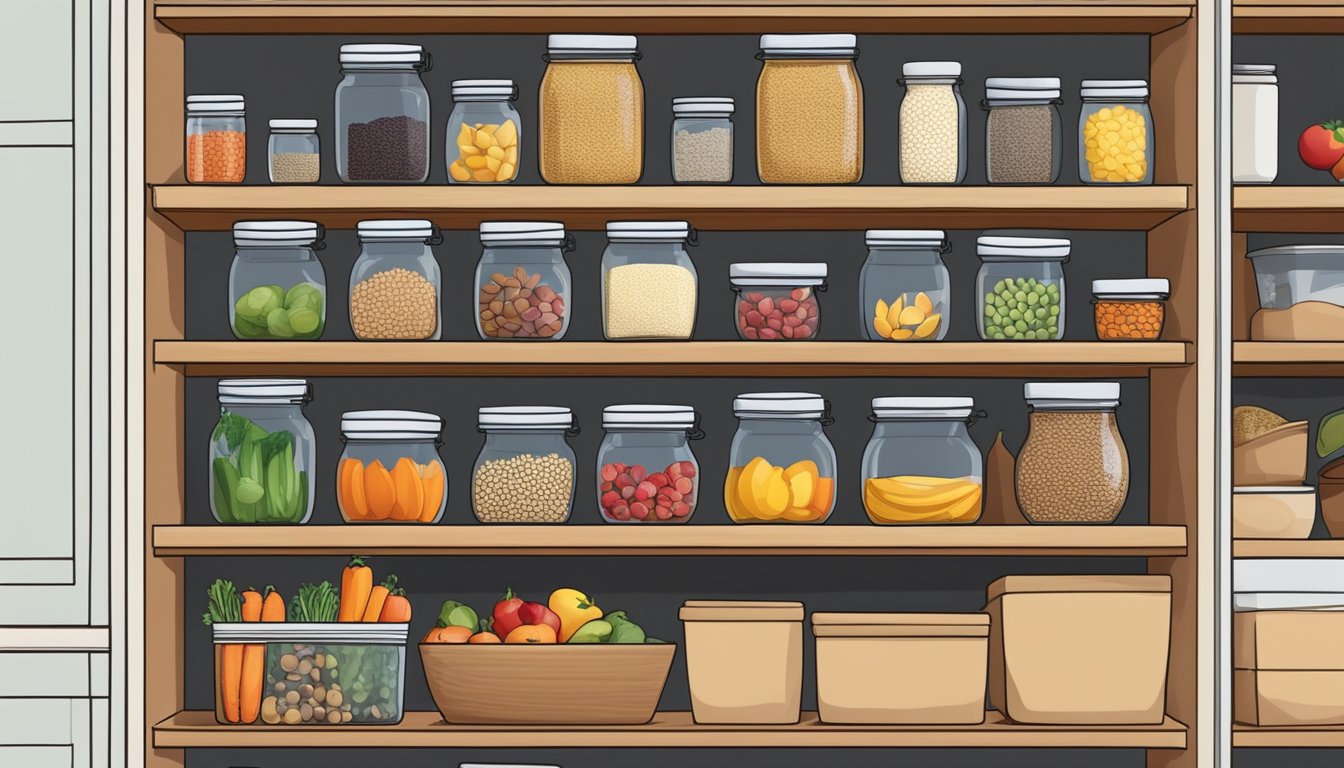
left=1079, top=80, right=1153, bottom=185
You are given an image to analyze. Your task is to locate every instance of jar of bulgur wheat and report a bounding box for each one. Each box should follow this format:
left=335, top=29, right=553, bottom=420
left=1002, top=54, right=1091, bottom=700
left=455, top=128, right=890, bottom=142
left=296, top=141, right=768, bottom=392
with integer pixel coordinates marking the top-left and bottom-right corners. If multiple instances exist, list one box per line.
left=756, top=34, right=863, bottom=184
left=350, top=219, right=443, bottom=340
left=473, top=406, right=579, bottom=524
left=1015, top=382, right=1130, bottom=524
left=539, top=35, right=644, bottom=185
left=898, top=62, right=966, bottom=185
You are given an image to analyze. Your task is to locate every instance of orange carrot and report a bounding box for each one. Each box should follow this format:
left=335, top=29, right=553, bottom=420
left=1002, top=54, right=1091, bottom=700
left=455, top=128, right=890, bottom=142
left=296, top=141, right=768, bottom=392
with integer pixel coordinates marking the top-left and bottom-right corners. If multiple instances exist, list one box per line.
left=239, top=587, right=264, bottom=724
left=361, top=575, right=396, bottom=622
left=378, top=587, right=412, bottom=623
left=338, top=556, right=374, bottom=622
left=221, top=644, right=243, bottom=723
left=261, top=585, right=285, bottom=622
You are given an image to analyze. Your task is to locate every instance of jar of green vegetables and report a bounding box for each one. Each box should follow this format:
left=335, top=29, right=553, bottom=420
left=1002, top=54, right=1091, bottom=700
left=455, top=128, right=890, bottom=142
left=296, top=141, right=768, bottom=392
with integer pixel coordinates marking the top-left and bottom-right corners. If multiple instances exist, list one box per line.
left=210, top=379, right=315, bottom=524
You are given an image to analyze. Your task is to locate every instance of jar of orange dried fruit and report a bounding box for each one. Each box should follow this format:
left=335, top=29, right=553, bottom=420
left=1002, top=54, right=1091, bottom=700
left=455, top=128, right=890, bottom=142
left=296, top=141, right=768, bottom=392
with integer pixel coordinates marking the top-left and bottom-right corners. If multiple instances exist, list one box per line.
left=725, top=392, right=836, bottom=524
left=337, top=410, right=447, bottom=524
left=186, top=94, right=246, bottom=184
left=1091, top=278, right=1169, bottom=341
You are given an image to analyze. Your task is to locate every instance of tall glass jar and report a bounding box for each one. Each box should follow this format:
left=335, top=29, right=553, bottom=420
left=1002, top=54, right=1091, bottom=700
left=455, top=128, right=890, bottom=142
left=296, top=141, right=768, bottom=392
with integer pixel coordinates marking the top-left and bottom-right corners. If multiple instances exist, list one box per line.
left=335, top=44, right=432, bottom=184
left=268, top=119, right=321, bottom=184
left=898, top=62, right=966, bottom=185
left=477, top=221, right=574, bottom=340
left=597, top=405, right=703, bottom=523
left=1016, top=382, right=1130, bottom=524
left=472, top=406, right=578, bottom=524
left=209, top=379, right=315, bottom=525
left=672, top=97, right=734, bottom=184
left=602, top=221, right=698, bottom=340
left=1079, top=80, right=1153, bottom=185
left=1232, top=64, right=1278, bottom=184
left=983, top=77, right=1062, bottom=185
left=756, top=34, right=862, bottom=184
left=448, top=79, right=522, bottom=184
left=862, top=397, right=985, bottom=525
left=725, top=392, right=837, bottom=524
left=976, top=236, right=1070, bottom=341
left=350, top=220, right=443, bottom=340
left=229, top=221, right=326, bottom=340
left=337, top=410, right=446, bottom=524
left=860, top=230, right=950, bottom=342
left=730, top=263, right=826, bottom=341
left=186, top=94, right=246, bottom=184
left=539, top=35, right=644, bottom=185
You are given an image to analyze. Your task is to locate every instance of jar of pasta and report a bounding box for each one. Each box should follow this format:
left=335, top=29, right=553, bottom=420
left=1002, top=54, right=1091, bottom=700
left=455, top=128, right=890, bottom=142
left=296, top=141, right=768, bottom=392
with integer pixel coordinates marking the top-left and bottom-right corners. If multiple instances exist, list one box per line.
left=755, top=34, right=862, bottom=184
left=539, top=35, right=644, bottom=185
left=447, top=79, right=521, bottom=184
left=860, top=230, right=950, bottom=342
left=898, top=62, right=966, bottom=185
left=1079, top=80, right=1153, bottom=185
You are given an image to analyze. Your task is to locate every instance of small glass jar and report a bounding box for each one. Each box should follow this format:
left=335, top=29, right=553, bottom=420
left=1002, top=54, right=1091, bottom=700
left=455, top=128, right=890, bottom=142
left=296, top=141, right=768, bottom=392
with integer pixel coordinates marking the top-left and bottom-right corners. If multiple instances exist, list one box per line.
left=448, top=79, right=521, bottom=184
left=540, top=35, right=644, bottom=185
left=268, top=119, right=320, bottom=184
left=477, top=222, right=574, bottom=340
left=473, top=406, right=578, bottom=524
left=725, top=392, right=837, bottom=524
left=1079, top=79, right=1153, bottom=185
left=898, top=62, right=966, bottom=185
left=983, top=77, right=1062, bottom=185
left=186, top=94, right=246, bottom=184
left=337, top=410, right=446, bottom=524
left=602, top=221, right=698, bottom=340
left=335, top=44, right=431, bottom=184
left=861, top=397, right=985, bottom=525
left=1092, top=278, right=1169, bottom=341
left=861, top=230, right=950, bottom=342
left=1016, top=382, right=1130, bottom=524
left=976, top=236, right=1070, bottom=341
left=229, top=221, right=326, bottom=340
left=350, top=219, right=443, bottom=340
left=729, top=263, right=826, bottom=340
left=756, top=34, right=862, bottom=184
left=209, top=379, right=315, bottom=525
left=672, top=97, right=734, bottom=184
left=597, top=405, right=703, bottom=523
left=1233, top=64, right=1278, bottom=184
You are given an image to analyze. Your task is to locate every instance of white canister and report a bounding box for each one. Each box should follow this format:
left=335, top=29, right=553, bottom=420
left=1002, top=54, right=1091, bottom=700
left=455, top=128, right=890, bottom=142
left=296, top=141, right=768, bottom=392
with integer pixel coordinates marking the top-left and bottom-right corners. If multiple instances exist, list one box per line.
left=1232, top=64, right=1278, bottom=184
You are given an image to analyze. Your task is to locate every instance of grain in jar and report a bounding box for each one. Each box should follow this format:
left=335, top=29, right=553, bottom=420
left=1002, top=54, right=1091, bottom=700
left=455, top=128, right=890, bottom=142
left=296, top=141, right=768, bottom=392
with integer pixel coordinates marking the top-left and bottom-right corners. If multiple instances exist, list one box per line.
left=1015, top=382, right=1130, bottom=524
left=602, top=221, right=698, bottom=340
left=472, top=406, right=578, bottom=524
left=350, top=220, right=442, bottom=340
left=672, top=97, right=735, bottom=184
left=756, top=34, right=862, bottom=184
left=899, top=62, right=965, bottom=185
left=983, top=78, right=1062, bottom=185
left=540, top=35, right=644, bottom=185
left=268, top=119, right=321, bottom=184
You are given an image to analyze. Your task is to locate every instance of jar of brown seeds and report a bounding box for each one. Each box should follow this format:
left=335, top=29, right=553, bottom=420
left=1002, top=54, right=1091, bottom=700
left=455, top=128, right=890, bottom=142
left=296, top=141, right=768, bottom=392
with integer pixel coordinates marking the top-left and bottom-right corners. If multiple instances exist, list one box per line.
left=350, top=220, right=443, bottom=340
left=1015, top=382, right=1130, bottom=524
left=983, top=77, right=1062, bottom=185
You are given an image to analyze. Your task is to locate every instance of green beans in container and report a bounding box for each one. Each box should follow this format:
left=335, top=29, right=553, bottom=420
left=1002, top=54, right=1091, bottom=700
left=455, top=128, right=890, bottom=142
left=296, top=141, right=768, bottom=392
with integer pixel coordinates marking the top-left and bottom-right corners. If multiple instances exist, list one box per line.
left=975, top=236, right=1069, bottom=341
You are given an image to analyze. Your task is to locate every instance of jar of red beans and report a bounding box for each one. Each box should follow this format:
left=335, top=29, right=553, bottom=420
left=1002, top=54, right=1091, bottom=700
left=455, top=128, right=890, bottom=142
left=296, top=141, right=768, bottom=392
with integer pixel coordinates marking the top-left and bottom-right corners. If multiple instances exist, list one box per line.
left=729, top=263, right=826, bottom=340
left=597, top=405, right=702, bottom=523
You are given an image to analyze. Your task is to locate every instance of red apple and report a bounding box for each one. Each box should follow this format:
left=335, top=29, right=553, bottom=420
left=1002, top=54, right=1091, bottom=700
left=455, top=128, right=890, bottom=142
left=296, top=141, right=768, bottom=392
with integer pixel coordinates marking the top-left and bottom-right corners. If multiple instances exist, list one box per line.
left=492, top=587, right=525, bottom=639
left=518, top=601, right=562, bottom=636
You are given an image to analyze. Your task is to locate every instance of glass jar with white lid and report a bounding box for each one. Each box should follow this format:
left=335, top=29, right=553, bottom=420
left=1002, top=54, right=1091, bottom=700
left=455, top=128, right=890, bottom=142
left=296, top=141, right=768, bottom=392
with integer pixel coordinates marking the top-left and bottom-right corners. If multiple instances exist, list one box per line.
left=725, top=392, right=837, bottom=524
left=335, top=44, right=432, bottom=183
left=337, top=410, right=446, bottom=524
left=229, top=221, right=326, bottom=340
left=1016, top=382, right=1129, bottom=524
left=597, top=405, right=703, bottom=523
left=672, top=97, right=735, bottom=184
left=1079, top=79, right=1153, bottom=185
left=976, top=236, right=1070, bottom=340
left=898, top=62, right=966, bottom=185
left=860, top=230, right=950, bottom=342
left=756, top=34, right=862, bottom=184
left=1232, top=64, right=1278, bottom=184
left=861, top=397, right=985, bottom=525
left=186, top=94, right=246, bottom=184
left=209, top=379, right=315, bottom=525
left=268, top=119, right=320, bottom=184
left=350, top=219, right=443, bottom=340
left=602, top=221, right=698, bottom=340
left=447, top=79, right=521, bottom=184
left=729, top=263, right=826, bottom=341
left=476, top=221, right=574, bottom=340
left=472, top=406, right=579, bottom=524
left=983, top=77, right=1062, bottom=185
left=540, top=35, right=644, bottom=185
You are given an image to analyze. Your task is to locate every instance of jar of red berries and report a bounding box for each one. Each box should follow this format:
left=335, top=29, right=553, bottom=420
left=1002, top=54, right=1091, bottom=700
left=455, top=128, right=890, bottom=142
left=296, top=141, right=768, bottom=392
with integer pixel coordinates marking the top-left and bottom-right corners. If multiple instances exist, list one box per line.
left=596, top=405, right=703, bottom=523
left=730, top=263, right=826, bottom=340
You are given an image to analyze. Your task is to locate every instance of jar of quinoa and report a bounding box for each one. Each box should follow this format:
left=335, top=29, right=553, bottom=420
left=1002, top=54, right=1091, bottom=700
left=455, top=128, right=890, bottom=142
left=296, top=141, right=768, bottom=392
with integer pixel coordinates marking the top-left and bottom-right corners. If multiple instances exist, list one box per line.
left=755, top=34, right=862, bottom=184
left=473, top=406, right=578, bottom=524
left=539, top=35, right=644, bottom=185
left=350, top=220, right=443, bottom=340
left=1015, top=382, right=1130, bottom=524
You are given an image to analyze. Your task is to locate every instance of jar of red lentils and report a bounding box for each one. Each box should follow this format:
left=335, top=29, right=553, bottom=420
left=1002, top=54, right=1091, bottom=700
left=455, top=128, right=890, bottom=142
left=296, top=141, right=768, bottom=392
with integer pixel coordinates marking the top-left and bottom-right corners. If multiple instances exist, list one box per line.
left=186, top=94, right=246, bottom=184
left=1091, top=278, right=1169, bottom=341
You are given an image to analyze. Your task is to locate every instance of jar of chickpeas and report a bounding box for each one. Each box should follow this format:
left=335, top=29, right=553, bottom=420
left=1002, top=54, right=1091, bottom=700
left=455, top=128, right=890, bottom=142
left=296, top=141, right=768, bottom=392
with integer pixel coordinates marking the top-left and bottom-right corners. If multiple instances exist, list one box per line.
left=755, top=34, right=863, bottom=184
left=539, top=35, right=644, bottom=185
left=1079, top=80, right=1153, bottom=185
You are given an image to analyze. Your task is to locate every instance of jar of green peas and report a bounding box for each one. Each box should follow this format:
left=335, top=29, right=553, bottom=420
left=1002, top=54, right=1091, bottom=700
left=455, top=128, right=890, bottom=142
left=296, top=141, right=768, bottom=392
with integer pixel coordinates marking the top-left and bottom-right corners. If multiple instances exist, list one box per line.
left=975, top=236, right=1068, bottom=341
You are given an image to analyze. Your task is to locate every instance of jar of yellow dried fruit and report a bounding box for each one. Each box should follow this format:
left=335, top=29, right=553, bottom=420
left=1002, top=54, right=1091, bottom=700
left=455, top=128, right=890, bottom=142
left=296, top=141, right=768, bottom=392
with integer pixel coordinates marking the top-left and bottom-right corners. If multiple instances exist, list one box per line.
left=1079, top=80, right=1153, bottom=185
left=859, top=230, right=950, bottom=342
left=447, top=80, right=521, bottom=184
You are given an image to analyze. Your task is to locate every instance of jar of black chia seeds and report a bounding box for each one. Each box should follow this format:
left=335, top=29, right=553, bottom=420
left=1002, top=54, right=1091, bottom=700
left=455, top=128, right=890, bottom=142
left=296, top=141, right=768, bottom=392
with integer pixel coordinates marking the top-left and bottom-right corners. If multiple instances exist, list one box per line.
left=982, top=77, right=1062, bottom=185
left=335, top=44, right=432, bottom=184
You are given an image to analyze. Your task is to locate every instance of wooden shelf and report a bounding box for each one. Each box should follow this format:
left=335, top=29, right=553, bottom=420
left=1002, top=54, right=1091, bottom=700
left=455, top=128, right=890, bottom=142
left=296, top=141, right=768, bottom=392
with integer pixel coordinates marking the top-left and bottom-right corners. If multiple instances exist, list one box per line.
left=1234, top=539, right=1344, bottom=558
left=150, top=185, right=1192, bottom=232
left=153, top=710, right=1189, bottom=749
left=1234, top=725, right=1344, bottom=748
left=1232, top=342, right=1344, bottom=376
left=153, top=524, right=1188, bottom=557
left=1232, top=186, right=1344, bottom=232
left=1233, top=2, right=1344, bottom=34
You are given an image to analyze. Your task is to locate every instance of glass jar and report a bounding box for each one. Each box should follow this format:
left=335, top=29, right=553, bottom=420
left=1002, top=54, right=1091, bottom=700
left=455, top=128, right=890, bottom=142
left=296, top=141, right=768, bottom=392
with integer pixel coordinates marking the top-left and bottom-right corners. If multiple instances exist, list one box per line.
left=861, top=230, right=950, bottom=342
left=725, top=392, right=837, bottom=524
left=448, top=79, right=521, bottom=184
left=229, top=221, right=327, bottom=340
left=1079, top=79, right=1153, bottom=185
left=472, top=406, right=578, bottom=524
left=861, top=397, right=985, bottom=525
left=602, top=221, right=698, bottom=340
left=898, top=62, right=966, bottom=185
left=597, top=405, right=703, bottom=523
left=268, top=119, right=320, bottom=184
left=186, top=94, right=246, bottom=184
left=209, top=379, right=315, bottom=525
left=729, top=263, right=826, bottom=340
left=672, top=97, right=734, bottom=184
left=1016, top=382, right=1130, bottom=524
left=1092, top=278, right=1169, bottom=341
left=335, top=44, right=431, bottom=184
left=1233, top=64, right=1278, bottom=184
left=539, top=35, right=644, bottom=185
left=756, top=34, right=862, bottom=184
left=337, top=410, right=446, bottom=524
left=477, top=221, right=574, bottom=340
left=351, top=219, right=443, bottom=340
left=976, top=236, right=1069, bottom=341
left=983, top=77, right=1062, bottom=185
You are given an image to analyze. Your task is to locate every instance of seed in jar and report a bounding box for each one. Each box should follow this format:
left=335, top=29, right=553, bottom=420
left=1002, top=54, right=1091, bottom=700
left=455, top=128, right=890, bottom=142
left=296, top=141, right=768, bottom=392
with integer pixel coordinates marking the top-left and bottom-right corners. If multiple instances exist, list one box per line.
left=346, top=115, right=428, bottom=182
left=604, top=263, right=697, bottom=339
left=450, top=120, right=520, bottom=183
left=1083, top=105, right=1148, bottom=183
left=738, top=288, right=818, bottom=340
left=757, top=60, right=862, bottom=183
left=1015, top=410, right=1130, bottom=522
left=187, top=130, right=246, bottom=183
left=270, top=152, right=321, bottom=184
left=600, top=460, right=697, bottom=522
left=473, top=452, right=574, bottom=523
left=480, top=266, right=566, bottom=339
left=350, top=267, right=438, bottom=340
left=261, top=696, right=281, bottom=724
left=673, top=126, right=733, bottom=183
left=540, top=61, right=644, bottom=184
left=988, top=105, right=1055, bottom=184
left=873, top=292, right=942, bottom=341
left=280, top=654, right=299, bottom=672
left=900, top=84, right=961, bottom=184
left=283, top=707, right=303, bottom=724
left=1094, top=300, right=1164, bottom=340
left=984, top=278, right=1061, bottom=340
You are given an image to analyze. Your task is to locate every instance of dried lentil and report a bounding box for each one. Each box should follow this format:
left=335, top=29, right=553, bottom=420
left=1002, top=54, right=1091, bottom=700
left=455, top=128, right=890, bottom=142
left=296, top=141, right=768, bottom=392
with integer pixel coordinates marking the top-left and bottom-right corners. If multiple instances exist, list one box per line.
left=1015, top=410, right=1130, bottom=523
left=480, top=266, right=567, bottom=339
left=673, top=127, right=733, bottom=183
left=270, top=152, right=320, bottom=184
left=539, top=61, right=644, bottom=184
left=472, top=452, right=574, bottom=523
left=900, top=84, right=961, bottom=184
left=756, top=60, right=862, bottom=183
left=346, top=115, right=428, bottom=182
left=987, top=105, right=1055, bottom=184
left=1093, top=299, right=1164, bottom=340
left=350, top=267, right=437, bottom=340
left=604, top=263, right=697, bottom=339
left=187, top=131, right=246, bottom=183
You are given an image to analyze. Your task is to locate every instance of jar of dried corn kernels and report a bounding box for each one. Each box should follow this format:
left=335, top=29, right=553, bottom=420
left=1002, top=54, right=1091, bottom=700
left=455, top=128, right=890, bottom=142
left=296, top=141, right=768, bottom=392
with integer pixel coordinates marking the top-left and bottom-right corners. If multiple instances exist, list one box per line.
left=1079, top=80, right=1153, bottom=185
left=1091, top=278, right=1169, bottom=341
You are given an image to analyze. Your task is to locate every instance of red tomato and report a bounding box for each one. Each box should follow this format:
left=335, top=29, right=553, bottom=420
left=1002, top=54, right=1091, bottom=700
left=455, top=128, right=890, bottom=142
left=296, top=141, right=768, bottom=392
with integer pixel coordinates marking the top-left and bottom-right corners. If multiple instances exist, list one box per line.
left=1300, top=122, right=1344, bottom=170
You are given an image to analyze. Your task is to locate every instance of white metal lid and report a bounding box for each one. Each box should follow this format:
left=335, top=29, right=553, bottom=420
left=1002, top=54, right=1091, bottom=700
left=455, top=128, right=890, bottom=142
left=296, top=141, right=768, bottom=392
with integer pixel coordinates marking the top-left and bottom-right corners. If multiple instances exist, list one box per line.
left=1081, top=79, right=1149, bottom=98
left=269, top=118, right=317, bottom=131
left=866, top=229, right=947, bottom=247
left=217, top=378, right=309, bottom=405
left=1235, top=559, right=1344, bottom=594
left=729, top=263, right=828, bottom=287
left=1023, top=382, right=1120, bottom=408
left=984, top=77, right=1062, bottom=100
left=1233, top=64, right=1277, bottom=75
left=186, top=94, right=245, bottom=113
left=1247, top=244, right=1344, bottom=260
left=759, top=34, right=857, bottom=55
left=1234, top=485, right=1316, bottom=494
left=340, top=43, right=426, bottom=66
left=903, top=61, right=962, bottom=78
left=606, top=221, right=692, bottom=242
left=548, top=34, right=638, bottom=54
left=602, top=404, right=697, bottom=430
left=977, top=236, right=1071, bottom=258
left=478, top=406, right=574, bottom=430
left=479, top=221, right=567, bottom=247
left=452, top=79, right=517, bottom=99
left=341, top=409, right=443, bottom=440
left=1234, top=593, right=1344, bottom=612
left=672, top=97, right=735, bottom=117
left=357, top=219, right=436, bottom=241
left=733, top=392, right=827, bottom=420
left=212, top=622, right=409, bottom=643
left=1092, top=278, right=1171, bottom=298
left=232, top=220, right=323, bottom=246
left=872, top=397, right=975, bottom=420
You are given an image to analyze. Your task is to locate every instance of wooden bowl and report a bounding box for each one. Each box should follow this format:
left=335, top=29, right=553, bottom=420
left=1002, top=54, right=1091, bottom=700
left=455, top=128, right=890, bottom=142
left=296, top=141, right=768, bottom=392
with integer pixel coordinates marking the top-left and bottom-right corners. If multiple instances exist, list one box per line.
left=1233, top=421, right=1308, bottom=486
left=420, top=643, right=676, bottom=725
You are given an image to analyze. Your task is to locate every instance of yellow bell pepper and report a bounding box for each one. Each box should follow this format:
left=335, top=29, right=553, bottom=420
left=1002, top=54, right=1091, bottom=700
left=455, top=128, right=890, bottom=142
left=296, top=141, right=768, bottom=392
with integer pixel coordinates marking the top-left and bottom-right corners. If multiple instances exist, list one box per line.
left=549, top=588, right=603, bottom=643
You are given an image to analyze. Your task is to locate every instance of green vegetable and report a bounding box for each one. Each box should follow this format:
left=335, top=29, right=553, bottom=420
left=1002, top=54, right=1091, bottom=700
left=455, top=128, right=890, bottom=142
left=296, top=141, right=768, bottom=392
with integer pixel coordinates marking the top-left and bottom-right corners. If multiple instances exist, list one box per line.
left=436, top=600, right=479, bottom=630
left=604, top=610, right=646, bottom=644
left=288, top=581, right=340, bottom=622
left=211, top=410, right=309, bottom=524
left=202, top=579, right=242, bottom=626
left=1320, top=409, right=1344, bottom=458
left=983, top=277, right=1061, bottom=341
left=567, top=619, right=613, bottom=643
left=232, top=281, right=325, bottom=340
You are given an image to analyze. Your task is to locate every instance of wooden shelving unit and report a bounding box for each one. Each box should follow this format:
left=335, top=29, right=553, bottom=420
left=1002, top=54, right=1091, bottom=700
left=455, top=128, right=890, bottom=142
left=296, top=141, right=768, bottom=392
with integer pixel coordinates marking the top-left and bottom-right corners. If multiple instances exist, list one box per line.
left=1231, top=187, right=1344, bottom=232
left=1232, top=342, right=1344, bottom=376
left=1234, top=539, right=1344, bottom=558
left=1233, top=0, right=1344, bottom=33
left=1233, top=725, right=1344, bottom=748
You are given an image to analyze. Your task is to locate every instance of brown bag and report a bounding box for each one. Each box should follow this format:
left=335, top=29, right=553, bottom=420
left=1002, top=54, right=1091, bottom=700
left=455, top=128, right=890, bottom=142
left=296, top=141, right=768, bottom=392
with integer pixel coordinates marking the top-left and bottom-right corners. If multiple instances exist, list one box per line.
left=982, top=431, right=1027, bottom=525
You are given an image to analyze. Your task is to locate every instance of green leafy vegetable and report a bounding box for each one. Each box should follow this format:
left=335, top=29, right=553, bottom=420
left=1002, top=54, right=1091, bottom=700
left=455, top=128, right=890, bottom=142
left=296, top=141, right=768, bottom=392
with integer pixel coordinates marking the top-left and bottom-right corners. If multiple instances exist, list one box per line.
left=1319, top=409, right=1344, bottom=458
left=604, top=610, right=647, bottom=644
left=210, top=410, right=309, bottom=524
left=436, top=600, right=479, bottom=630
left=202, top=579, right=242, bottom=626
left=288, top=581, right=340, bottom=622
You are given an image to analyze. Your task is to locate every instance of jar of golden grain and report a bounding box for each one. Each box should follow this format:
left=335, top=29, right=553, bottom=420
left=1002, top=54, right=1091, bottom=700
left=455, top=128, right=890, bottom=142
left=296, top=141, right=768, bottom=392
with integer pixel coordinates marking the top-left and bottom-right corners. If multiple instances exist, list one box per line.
left=539, top=35, right=644, bottom=185
left=1016, top=382, right=1130, bottom=524
left=756, top=34, right=863, bottom=184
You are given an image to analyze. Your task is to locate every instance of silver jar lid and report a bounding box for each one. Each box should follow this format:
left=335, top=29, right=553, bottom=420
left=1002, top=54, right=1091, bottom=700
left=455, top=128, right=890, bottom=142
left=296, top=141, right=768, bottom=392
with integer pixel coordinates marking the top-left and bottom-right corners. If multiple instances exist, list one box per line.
left=217, top=378, right=309, bottom=404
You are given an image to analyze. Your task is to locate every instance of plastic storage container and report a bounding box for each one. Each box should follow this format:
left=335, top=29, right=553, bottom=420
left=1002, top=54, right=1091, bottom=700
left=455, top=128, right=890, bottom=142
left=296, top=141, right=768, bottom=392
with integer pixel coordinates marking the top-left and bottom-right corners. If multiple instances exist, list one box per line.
left=756, top=34, right=862, bottom=184
left=539, top=35, right=644, bottom=184
left=672, top=97, right=734, bottom=184
left=473, top=406, right=577, bottom=523
left=679, top=600, right=804, bottom=724
left=448, top=79, right=521, bottom=184
left=985, top=575, right=1172, bottom=725
left=1079, top=80, right=1153, bottom=184
left=861, top=397, right=984, bottom=525
left=602, top=221, right=698, bottom=340
left=976, top=236, right=1069, bottom=341
left=729, top=263, right=826, bottom=340
left=335, top=44, right=431, bottom=183
left=268, top=119, right=320, bottom=184
left=477, top=222, right=573, bottom=340
left=337, top=410, right=446, bottom=524
left=597, top=404, right=702, bottom=523
left=1016, top=382, right=1129, bottom=524
left=209, top=379, right=315, bottom=525
left=898, top=62, right=966, bottom=185
left=813, top=612, right=989, bottom=724
left=861, top=230, right=950, bottom=342
left=983, top=77, right=1062, bottom=185
left=1232, top=64, right=1278, bottom=184
left=1247, top=244, right=1344, bottom=340
left=351, top=220, right=442, bottom=340
left=725, top=392, right=836, bottom=524
left=1091, top=278, right=1169, bottom=340
left=229, top=221, right=327, bottom=340
left=186, top=94, right=246, bottom=184
left=1232, top=486, right=1316, bottom=539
